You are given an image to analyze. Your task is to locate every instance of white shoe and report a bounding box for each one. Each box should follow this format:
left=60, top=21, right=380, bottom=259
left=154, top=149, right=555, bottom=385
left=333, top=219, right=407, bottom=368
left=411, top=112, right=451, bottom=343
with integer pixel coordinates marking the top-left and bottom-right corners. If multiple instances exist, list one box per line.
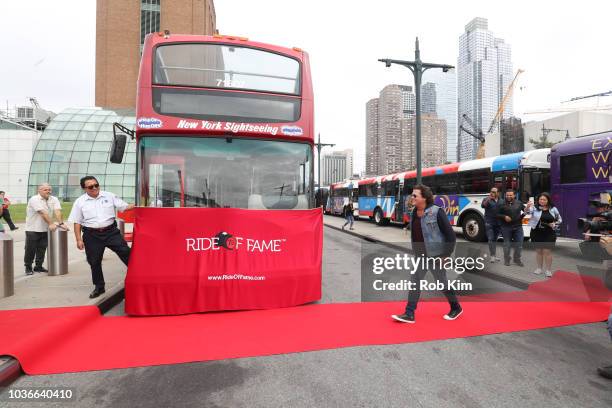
left=490, top=256, right=496, bottom=263
left=533, top=268, right=542, bottom=275
left=545, top=270, right=552, bottom=277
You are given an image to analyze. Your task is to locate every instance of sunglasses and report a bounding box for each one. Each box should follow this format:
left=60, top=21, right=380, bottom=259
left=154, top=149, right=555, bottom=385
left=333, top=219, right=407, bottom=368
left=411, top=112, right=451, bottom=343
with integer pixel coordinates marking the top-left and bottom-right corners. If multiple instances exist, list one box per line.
left=85, top=184, right=100, bottom=190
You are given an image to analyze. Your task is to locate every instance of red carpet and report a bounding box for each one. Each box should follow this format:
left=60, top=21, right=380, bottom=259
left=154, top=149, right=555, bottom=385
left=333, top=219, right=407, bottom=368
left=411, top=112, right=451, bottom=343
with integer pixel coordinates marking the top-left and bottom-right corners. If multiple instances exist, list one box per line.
left=1, top=271, right=610, bottom=375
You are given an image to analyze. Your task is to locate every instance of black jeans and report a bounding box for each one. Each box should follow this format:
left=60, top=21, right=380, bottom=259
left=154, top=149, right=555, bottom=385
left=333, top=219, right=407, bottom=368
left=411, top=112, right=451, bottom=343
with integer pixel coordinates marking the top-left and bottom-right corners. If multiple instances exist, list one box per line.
left=82, top=226, right=131, bottom=289
left=24, top=231, right=48, bottom=268
left=405, top=258, right=459, bottom=314
left=0, top=208, right=17, bottom=230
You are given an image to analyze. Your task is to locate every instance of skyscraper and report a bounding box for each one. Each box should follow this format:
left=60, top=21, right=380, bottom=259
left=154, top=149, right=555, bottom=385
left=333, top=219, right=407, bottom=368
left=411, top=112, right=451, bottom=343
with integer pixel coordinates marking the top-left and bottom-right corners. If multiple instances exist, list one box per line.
left=322, top=152, right=348, bottom=185
left=458, top=17, right=513, bottom=161
left=365, top=98, right=379, bottom=175
left=377, top=85, right=415, bottom=175
left=421, top=83, right=437, bottom=115
left=366, top=85, right=419, bottom=176
left=402, top=115, right=446, bottom=169
left=423, top=70, right=458, bottom=163
left=96, top=0, right=217, bottom=109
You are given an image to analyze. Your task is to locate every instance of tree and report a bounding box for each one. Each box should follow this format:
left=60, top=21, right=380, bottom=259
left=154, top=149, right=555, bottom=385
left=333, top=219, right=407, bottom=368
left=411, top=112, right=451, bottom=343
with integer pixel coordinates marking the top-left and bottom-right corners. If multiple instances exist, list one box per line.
left=529, top=134, right=556, bottom=149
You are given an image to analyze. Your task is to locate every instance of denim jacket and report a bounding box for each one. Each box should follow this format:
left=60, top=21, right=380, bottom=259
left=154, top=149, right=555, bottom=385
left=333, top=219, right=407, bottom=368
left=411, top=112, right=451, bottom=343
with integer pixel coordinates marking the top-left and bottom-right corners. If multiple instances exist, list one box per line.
left=411, top=205, right=456, bottom=257
left=525, top=206, right=562, bottom=229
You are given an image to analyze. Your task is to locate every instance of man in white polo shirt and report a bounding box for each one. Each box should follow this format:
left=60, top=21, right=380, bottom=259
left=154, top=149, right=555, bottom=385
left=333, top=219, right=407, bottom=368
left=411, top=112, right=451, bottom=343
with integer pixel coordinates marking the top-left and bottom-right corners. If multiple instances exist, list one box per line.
left=68, top=176, right=134, bottom=298
left=24, top=183, right=66, bottom=275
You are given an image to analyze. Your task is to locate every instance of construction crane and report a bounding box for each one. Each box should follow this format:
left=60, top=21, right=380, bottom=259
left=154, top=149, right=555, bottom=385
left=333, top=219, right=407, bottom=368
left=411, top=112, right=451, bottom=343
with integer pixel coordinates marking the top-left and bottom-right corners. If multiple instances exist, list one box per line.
left=459, top=113, right=485, bottom=159
left=459, top=69, right=524, bottom=159
left=525, top=90, right=612, bottom=115
left=562, top=90, right=612, bottom=103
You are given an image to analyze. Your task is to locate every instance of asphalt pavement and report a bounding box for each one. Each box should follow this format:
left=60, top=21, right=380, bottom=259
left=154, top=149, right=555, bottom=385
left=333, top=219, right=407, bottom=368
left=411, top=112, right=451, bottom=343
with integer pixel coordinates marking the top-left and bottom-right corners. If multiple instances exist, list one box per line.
left=1, top=226, right=610, bottom=407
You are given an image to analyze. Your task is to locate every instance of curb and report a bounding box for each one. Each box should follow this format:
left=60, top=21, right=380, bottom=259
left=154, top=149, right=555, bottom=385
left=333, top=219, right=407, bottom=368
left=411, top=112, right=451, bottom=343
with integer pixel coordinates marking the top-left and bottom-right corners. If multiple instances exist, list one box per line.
left=0, top=284, right=126, bottom=388
left=95, top=282, right=125, bottom=314
left=324, top=222, right=530, bottom=290
left=0, top=357, right=21, bottom=388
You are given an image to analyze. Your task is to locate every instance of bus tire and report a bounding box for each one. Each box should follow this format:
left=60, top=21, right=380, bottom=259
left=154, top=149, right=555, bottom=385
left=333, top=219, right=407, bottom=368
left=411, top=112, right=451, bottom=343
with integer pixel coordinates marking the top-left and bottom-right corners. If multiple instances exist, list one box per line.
left=374, top=208, right=389, bottom=226
left=462, top=213, right=486, bottom=242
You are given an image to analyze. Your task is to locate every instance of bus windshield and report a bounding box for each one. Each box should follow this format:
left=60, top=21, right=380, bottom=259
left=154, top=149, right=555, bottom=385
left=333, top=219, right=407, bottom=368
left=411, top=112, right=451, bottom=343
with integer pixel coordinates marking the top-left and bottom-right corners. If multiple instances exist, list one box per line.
left=140, top=136, right=312, bottom=209
left=154, top=43, right=301, bottom=94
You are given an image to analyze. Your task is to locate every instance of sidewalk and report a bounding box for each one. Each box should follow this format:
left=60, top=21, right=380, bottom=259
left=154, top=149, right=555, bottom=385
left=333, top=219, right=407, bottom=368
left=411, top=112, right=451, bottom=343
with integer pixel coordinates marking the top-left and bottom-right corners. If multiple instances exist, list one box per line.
left=0, top=222, right=128, bottom=310
left=324, top=215, right=605, bottom=286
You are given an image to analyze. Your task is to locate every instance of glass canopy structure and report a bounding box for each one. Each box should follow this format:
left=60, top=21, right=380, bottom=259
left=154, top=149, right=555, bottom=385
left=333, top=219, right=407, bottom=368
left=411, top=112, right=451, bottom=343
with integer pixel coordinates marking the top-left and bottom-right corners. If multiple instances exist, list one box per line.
left=28, top=107, right=136, bottom=202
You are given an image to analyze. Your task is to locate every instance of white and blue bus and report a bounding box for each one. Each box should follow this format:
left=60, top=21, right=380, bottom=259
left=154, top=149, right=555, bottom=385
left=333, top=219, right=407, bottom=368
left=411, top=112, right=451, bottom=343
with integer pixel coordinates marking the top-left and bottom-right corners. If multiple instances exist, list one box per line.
left=356, top=150, right=550, bottom=241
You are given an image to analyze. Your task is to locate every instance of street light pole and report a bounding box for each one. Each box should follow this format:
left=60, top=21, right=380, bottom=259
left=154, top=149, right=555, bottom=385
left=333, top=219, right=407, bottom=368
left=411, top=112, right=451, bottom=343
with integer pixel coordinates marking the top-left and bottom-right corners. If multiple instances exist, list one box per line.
left=379, top=37, right=454, bottom=184
left=315, top=133, right=335, bottom=189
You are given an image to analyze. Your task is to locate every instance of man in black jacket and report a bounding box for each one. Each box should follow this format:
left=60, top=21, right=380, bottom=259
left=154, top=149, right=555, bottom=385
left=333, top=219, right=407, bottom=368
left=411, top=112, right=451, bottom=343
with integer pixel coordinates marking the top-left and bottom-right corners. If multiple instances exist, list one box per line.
left=497, top=189, right=525, bottom=266
left=481, top=187, right=501, bottom=262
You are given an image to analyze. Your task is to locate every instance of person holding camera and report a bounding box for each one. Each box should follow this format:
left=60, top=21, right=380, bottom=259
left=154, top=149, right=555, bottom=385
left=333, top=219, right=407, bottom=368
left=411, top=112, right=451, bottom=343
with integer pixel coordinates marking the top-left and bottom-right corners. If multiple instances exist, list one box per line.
left=525, top=192, right=562, bottom=278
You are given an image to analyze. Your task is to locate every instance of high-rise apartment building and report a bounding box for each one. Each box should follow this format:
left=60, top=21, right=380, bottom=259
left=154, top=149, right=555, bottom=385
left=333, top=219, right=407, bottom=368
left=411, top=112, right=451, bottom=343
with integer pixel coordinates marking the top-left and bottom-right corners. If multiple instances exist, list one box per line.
left=377, top=85, right=415, bottom=175
left=322, top=152, right=348, bottom=185
left=458, top=17, right=513, bottom=161
left=402, top=115, right=447, bottom=169
left=421, top=83, right=437, bottom=115
left=423, top=70, right=458, bottom=163
left=96, top=0, right=217, bottom=109
left=365, top=85, right=419, bottom=176
left=340, top=148, right=354, bottom=180
left=365, top=98, right=379, bottom=175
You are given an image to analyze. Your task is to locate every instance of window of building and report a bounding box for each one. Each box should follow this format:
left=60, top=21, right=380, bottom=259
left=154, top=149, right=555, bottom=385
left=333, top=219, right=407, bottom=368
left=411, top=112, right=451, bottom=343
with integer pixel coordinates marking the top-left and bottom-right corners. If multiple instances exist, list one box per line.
left=140, top=0, right=161, bottom=50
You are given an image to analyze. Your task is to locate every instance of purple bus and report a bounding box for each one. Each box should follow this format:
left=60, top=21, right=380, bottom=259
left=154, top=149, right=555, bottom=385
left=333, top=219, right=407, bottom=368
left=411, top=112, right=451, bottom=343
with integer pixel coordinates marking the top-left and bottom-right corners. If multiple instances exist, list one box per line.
left=551, top=131, right=612, bottom=239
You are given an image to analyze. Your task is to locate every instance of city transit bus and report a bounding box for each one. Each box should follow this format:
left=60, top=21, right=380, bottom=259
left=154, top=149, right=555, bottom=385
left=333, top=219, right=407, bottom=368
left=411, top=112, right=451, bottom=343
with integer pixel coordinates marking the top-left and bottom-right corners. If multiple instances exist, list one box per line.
left=551, top=132, right=612, bottom=239
left=325, top=180, right=359, bottom=216
left=111, top=32, right=321, bottom=315
left=357, top=149, right=551, bottom=241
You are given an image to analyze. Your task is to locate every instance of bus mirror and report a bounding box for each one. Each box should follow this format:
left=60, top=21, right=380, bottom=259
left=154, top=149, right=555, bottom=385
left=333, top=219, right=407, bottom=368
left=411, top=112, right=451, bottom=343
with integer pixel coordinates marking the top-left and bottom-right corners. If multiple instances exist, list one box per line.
left=110, top=134, right=127, bottom=163
left=111, top=122, right=135, bottom=164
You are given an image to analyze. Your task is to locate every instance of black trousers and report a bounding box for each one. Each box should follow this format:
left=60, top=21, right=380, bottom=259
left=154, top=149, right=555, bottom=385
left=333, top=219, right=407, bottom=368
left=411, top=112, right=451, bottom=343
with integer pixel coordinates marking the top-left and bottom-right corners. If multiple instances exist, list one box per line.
left=24, top=231, right=48, bottom=267
left=82, top=226, right=131, bottom=289
left=0, top=208, right=17, bottom=230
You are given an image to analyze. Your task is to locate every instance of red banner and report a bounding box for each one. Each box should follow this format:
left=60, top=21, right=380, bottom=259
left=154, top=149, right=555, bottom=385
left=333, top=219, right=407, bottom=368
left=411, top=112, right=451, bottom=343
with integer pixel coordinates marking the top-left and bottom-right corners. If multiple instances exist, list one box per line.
left=125, top=208, right=322, bottom=316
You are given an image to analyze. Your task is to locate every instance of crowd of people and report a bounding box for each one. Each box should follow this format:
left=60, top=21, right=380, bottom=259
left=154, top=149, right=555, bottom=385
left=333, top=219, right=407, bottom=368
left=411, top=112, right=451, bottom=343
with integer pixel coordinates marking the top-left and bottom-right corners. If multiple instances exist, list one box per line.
left=482, top=187, right=562, bottom=276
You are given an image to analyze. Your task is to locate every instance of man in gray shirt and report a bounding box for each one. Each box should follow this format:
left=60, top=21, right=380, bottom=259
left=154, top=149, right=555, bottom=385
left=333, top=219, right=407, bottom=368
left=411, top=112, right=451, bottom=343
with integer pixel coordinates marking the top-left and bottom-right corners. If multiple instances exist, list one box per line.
left=24, top=183, right=66, bottom=275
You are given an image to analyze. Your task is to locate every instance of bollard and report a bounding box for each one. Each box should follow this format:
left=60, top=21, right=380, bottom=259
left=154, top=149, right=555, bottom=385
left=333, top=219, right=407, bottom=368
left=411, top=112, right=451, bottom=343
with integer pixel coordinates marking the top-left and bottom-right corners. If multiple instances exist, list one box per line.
left=47, top=228, right=68, bottom=276
left=0, top=232, right=14, bottom=298
left=117, top=219, right=125, bottom=238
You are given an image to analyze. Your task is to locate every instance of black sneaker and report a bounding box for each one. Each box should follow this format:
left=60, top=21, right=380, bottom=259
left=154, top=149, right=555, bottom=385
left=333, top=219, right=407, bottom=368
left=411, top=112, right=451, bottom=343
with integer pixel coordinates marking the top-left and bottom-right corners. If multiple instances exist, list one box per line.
left=89, top=287, right=106, bottom=299
left=444, top=307, right=463, bottom=321
left=391, top=312, right=415, bottom=323
left=504, top=260, right=511, bottom=266
left=10, top=227, right=18, bottom=231
left=33, top=266, right=48, bottom=273
left=25, top=265, right=33, bottom=275
left=514, top=260, right=524, bottom=267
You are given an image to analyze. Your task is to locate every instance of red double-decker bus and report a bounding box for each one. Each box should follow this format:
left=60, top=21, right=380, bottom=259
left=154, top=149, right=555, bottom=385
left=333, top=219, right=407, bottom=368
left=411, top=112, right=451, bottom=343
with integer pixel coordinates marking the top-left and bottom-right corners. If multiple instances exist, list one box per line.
left=112, top=32, right=321, bottom=316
